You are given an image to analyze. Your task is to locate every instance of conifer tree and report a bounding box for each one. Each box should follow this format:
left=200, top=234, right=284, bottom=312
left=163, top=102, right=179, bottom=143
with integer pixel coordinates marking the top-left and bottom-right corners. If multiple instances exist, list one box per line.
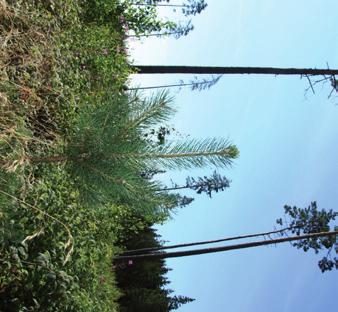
left=120, top=224, right=299, bottom=256
left=116, top=202, right=338, bottom=273
left=157, top=170, right=230, bottom=197
left=126, top=1, right=207, bottom=39
left=16, top=91, right=238, bottom=204
left=116, top=226, right=195, bottom=311
left=127, top=21, right=194, bottom=39
left=169, top=295, right=195, bottom=310
left=126, top=75, right=222, bottom=92
left=130, top=0, right=207, bottom=17
left=140, top=168, right=166, bottom=179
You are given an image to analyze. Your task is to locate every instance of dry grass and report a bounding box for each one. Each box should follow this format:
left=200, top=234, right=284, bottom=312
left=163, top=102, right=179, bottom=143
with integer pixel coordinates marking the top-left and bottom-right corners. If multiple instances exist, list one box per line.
left=0, top=1, right=64, bottom=171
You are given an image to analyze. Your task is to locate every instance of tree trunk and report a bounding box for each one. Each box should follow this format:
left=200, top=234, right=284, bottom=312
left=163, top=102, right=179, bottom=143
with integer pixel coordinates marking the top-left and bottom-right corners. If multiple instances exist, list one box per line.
left=126, top=76, right=219, bottom=91
left=127, top=31, right=185, bottom=38
left=120, top=226, right=299, bottom=256
left=115, top=230, right=338, bottom=261
left=28, top=155, right=70, bottom=163
left=155, top=185, right=189, bottom=192
left=133, top=65, right=338, bottom=76
left=131, top=3, right=187, bottom=7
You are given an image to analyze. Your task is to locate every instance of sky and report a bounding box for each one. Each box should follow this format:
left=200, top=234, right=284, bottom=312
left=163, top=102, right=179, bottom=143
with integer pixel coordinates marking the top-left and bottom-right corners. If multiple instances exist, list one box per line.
left=128, top=1, right=338, bottom=311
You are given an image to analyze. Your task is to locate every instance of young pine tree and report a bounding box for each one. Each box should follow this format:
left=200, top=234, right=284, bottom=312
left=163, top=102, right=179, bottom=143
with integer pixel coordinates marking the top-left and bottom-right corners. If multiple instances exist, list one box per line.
left=20, top=91, right=238, bottom=206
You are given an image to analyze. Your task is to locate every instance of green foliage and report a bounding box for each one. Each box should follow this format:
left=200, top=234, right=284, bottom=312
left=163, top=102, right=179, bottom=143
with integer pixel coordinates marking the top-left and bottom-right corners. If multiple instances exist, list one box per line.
left=127, top=0, right=208, bottom=38
left=115, top=226, right=194, bottom=312
left=123, top=3, right=179, bottom=36
left=168, top=295, right=195, bottom=310
left=64, top=91, right=173, bottom=206
left=161, top=170, right=231, bottom=197
left=51, top=88, right=237, bottom=206
left=185, top=171, right=230, bottom=197
left=1, top=165, right=121, bottom=311
left=79, top=0, right=180, bottom=37
left=1, top=0, right=139, bottom=310
left=0, top=1, right=227, bottom=311
left=277, top=202, right=337, bottom=272
left=139, top=137, right=238, bottom=170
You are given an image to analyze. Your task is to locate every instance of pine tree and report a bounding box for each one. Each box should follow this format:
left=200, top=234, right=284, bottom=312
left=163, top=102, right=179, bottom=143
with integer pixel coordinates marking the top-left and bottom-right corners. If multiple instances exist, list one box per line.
left=126, top=75, right=222, bottom=91
left=157, top=170, right=230, bottom=197
left=116, top=202, right=338, bottom=273
left=277, top=202, right=338, bottom=272
left=116, top=226, right=195, bottom=311
left=130, top=0, right=207, bottom=17
left=169, top=295, right=195, bottom=310
left=120, top=224, right=299, bottom=256
left=15, top=91, right=238, bottom=204
left=126, top=1, right=207, bottom=39
left=140, top=168, right=166, bottom=179
left=116, top=229, right=338, bottom=262
left=127, top=21, right=194, bottom=39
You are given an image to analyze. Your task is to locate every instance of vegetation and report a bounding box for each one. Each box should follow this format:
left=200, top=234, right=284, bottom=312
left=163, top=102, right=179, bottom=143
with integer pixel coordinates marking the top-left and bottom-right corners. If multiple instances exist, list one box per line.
left=126, top=0, right=207, bottom=39
left=156, top=170, right=231, bottom=197
left=1, top=0, right=129, bottom=310
left=115, top=225, right=195, bottom=312
left=127, top=75, right=223, bottom=92
left=1, top=1, right=336, bottom=311
left=0, top=1, right=236, bottom=310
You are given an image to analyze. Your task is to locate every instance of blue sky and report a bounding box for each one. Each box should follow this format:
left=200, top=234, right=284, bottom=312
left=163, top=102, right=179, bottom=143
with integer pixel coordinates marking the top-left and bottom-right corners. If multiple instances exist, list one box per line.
left=129, top=1, right=338, bottom=311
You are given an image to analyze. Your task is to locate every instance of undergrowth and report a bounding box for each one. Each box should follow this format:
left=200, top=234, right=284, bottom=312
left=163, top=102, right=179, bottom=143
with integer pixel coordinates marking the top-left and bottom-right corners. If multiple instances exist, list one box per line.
left=0, top=0, right=131, bottom=310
